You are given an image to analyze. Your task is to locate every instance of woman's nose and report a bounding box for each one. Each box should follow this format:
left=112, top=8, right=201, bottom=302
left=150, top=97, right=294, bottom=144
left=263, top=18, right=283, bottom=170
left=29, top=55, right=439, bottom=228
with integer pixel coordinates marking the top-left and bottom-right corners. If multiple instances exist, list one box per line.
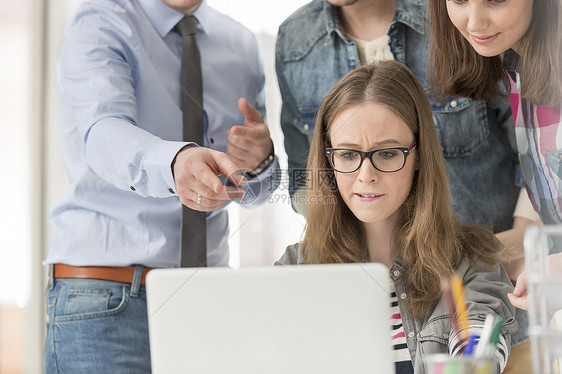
left=357, top=157, right=378, bottom=183
left=467, top=2, right=490, bottom=34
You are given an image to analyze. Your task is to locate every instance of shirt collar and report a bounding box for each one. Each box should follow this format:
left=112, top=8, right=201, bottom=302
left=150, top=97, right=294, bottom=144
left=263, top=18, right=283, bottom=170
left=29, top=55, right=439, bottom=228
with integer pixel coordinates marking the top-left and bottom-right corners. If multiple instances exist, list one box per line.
left=394, top=0, right=425, bottom=35
left=322, top=0, right=425, bottom=36
left=503, top=49, right=520, bottom=73
left=322, top=1, right=337, bottom=34
left=138, top=0, right=211, bottom=37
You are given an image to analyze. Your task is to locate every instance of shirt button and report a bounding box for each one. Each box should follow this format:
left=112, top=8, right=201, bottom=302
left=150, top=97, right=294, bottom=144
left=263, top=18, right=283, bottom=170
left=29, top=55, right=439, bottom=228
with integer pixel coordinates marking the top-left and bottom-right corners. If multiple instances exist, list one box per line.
left=168, top=188, right=175, bottom=194
left=303, top=124, right=309, bottom=131
left=450, top=100, right=458, bottom=108
left=393, top=270, right=400, bottom=277
left=408, top=332, right=415, bottom=338
left=400, top=293, right=407, bottom=300
left=130, top=186, right=136, bottom=191
left=443, top=333, right=449, bottom=339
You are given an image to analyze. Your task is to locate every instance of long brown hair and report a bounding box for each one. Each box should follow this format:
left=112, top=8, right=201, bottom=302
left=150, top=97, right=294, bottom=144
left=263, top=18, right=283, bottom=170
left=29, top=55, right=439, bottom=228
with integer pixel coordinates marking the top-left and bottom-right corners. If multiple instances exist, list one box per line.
left=302, top=61, right=501, bottom=317
left=428, top=0, right=562, bottom=106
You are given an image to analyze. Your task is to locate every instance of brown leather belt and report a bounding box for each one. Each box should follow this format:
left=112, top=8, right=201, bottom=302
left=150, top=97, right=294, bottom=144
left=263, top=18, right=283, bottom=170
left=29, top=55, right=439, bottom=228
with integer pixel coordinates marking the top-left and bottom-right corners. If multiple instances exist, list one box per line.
left=53, top=264, right=152, bottom=285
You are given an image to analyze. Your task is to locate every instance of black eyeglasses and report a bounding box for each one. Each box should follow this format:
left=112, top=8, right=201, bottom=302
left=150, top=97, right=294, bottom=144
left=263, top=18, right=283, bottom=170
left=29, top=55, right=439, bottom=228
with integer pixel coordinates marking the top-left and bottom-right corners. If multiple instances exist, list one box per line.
left=326, top=143, right=416, bottom=173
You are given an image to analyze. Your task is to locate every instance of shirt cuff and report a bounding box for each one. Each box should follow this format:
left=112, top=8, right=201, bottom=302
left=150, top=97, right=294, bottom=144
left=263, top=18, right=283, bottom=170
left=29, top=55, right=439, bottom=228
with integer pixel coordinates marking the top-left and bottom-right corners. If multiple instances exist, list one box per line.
left=237, top=156, right=280, bottom=206
left=143, top=140, right=193, bottom=197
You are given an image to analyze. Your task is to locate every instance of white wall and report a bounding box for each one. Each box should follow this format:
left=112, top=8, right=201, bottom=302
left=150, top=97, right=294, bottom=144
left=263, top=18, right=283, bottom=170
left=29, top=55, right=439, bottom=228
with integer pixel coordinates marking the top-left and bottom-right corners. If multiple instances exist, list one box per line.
left=0, top=1, right=32, bottom=306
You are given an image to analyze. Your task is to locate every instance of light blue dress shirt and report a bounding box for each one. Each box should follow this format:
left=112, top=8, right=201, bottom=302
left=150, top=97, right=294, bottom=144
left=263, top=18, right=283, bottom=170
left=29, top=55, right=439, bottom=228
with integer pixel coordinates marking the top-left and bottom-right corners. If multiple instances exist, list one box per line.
left=45, top=0, right=280, bottom=267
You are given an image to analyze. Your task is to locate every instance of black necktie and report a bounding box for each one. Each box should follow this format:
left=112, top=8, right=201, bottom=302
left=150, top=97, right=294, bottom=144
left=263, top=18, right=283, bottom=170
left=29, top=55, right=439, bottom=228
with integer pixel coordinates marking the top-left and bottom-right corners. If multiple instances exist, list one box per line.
left=177, top=16, right=207, bottom=267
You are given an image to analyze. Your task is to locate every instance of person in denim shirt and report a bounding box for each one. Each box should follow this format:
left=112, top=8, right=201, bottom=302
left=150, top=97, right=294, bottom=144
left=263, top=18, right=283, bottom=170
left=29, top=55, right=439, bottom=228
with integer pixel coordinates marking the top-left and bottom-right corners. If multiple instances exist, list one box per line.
left=276, top=61, right=517, bottom=373
left=275, top=0, right=533, bottom=234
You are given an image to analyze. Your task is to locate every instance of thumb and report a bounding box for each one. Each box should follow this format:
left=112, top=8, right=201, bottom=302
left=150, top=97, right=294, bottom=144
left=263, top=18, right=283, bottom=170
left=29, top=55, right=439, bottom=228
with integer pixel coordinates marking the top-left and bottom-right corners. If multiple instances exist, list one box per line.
left=238, top=97, right=263, bottom=126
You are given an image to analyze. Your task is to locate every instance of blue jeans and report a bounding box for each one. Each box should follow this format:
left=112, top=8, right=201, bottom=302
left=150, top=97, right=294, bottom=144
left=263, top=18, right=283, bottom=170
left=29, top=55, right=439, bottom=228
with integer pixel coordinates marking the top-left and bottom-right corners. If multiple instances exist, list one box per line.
left=44, top=266, right=151, bottom=373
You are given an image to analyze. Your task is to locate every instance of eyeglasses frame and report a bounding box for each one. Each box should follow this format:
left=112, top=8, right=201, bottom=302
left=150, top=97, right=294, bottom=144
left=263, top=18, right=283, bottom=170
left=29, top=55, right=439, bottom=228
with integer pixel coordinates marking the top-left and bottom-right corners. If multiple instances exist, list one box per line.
left=325, top=143, right=417, bottom=173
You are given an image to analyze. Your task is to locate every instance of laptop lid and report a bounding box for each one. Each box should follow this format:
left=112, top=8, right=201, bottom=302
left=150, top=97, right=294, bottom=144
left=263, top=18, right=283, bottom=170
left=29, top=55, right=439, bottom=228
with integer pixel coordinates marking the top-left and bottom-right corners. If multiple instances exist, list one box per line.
left=146, top=263, right=395, bottom=374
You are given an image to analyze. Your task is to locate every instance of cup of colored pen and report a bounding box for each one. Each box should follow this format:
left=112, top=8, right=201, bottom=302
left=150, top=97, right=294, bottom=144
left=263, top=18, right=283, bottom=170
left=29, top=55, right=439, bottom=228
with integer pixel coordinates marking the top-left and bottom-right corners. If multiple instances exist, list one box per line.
left=425, top=354, right=497, bottom=374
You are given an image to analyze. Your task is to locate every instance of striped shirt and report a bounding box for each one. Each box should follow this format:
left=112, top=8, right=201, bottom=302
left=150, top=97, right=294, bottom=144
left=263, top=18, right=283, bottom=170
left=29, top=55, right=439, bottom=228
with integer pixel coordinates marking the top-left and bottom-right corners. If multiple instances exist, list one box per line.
left=389, top=281, right=509, bottom=372
left=505, top=51, right=562, bottom=224
left=389, top=281, right=414, bottom=374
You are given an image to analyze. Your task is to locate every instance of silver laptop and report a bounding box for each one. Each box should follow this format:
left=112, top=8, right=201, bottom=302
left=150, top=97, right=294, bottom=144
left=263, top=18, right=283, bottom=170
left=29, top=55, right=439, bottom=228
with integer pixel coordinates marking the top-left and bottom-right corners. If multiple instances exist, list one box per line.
left=146, top=263, right=395, bottom=374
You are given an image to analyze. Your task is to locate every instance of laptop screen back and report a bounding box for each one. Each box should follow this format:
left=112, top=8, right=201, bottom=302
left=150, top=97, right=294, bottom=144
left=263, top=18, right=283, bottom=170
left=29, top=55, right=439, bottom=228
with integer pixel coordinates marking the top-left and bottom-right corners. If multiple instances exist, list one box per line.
left=146, top=263, right=395, bottom=374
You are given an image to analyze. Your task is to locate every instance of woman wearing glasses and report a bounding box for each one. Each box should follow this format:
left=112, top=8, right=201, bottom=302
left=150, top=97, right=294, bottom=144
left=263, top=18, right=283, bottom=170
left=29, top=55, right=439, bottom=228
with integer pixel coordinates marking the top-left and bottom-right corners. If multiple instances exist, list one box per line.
left=276, top=61, right=516, bottom=373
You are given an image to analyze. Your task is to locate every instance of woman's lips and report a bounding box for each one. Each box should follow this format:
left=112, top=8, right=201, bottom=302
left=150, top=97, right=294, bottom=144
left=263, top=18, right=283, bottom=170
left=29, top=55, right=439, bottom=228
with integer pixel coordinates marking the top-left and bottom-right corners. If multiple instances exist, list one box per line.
left=470, top=33, right=499, bottom=44
left=355, top=193, right=383, bottom=202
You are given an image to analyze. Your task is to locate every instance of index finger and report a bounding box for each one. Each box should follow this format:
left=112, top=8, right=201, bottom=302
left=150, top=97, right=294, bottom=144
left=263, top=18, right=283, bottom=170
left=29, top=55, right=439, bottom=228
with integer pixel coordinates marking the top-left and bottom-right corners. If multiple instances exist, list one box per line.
left=507, top=292, right=528, bottom=311
left=196, top=167, right=245, bottom=200
left=210, top=152, right=248, bottom=186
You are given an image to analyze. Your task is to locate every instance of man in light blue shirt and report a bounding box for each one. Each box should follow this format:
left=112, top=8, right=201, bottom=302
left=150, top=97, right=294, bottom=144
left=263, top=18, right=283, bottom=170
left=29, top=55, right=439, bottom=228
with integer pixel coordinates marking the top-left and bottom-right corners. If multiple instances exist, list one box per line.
left=44, top=0, right=280, bottom=372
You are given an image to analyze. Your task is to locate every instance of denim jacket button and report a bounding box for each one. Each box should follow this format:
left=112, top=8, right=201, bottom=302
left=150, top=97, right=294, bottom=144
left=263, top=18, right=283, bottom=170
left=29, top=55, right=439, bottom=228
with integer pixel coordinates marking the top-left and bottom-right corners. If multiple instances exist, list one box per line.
left=443, top=333, right=449, bottom=339
left=450, top=100, right=458, bottom=108
left=408, top=332, right=415, bottom=338
left=400, top=293, right=407, bottom=300
left=393, top=270, right=400, bottom=277
left=303, top=124, right=309, bottom=131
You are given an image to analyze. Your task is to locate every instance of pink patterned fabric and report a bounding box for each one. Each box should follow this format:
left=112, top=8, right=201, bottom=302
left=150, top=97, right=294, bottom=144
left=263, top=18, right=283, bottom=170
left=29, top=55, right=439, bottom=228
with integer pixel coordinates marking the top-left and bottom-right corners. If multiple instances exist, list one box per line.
left=509, top=73, right=562, bottom=224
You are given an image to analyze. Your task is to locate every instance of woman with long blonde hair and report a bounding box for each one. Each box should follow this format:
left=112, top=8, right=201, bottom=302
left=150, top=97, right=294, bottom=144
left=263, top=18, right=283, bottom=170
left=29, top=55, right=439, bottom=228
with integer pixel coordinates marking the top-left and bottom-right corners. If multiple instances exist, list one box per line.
left=276, top=61, right=516, bottom=373
left=428, top=0, right=562, bottom=225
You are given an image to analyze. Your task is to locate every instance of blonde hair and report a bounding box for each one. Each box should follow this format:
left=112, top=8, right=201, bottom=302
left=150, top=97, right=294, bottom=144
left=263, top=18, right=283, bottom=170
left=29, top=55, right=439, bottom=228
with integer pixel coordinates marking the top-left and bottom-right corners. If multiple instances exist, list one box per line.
left=302, top=61, right=501, bottom=317
left=428, top=0, right=562, bottom=106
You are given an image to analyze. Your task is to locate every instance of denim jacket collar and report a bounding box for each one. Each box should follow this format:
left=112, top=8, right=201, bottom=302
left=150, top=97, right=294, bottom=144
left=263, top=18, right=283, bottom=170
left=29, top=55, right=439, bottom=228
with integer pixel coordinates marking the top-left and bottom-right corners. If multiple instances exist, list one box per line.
left=321, top=0, right=425, bottom=40
left=394, top=0, right=425, bottom=35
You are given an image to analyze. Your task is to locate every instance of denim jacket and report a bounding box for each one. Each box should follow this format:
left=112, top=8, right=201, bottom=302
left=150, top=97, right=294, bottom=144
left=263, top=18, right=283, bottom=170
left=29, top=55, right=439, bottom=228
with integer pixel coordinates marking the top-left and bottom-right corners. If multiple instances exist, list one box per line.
left=275, top=0, right=520, bottom=233
left=275, top=244, right=518, bottom=374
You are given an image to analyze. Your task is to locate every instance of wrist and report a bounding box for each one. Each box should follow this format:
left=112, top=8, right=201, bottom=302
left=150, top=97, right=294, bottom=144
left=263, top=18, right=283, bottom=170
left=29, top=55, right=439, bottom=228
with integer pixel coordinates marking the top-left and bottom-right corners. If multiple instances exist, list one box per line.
left=172, top=143, right=199, bottom=178
left=247, top=142, right=275, bottom=177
